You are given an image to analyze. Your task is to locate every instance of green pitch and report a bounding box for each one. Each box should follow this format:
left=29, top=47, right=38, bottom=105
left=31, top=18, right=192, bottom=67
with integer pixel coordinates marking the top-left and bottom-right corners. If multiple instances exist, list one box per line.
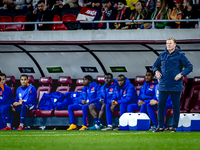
left=0, top=130, right=200, bottom=150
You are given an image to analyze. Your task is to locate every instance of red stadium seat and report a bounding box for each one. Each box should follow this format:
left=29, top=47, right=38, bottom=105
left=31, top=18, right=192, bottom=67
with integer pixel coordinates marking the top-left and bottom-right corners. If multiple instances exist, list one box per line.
left=134, top=76, right=145, bottom=96
left=6, top=76, right=16, bottom=95
left=0, top=16, right=12, bottom=31
left=56, top=76, right=72, bottom=94
left=62, top=14, right=77, bottom=21
left=28, top=75, right=35, bottom=84
left=35, top=77, right=53, bottom=117
left=53, top=15, right=61, bottom=21
left=52, top=24, right=68, bottom=30
left=5, top=16, right=26, bottom=31
left=54, top=110, right=69, bottom=117
left=74, top=78, right=84, bottom=92
left=96, top=75, right=105, bottom=85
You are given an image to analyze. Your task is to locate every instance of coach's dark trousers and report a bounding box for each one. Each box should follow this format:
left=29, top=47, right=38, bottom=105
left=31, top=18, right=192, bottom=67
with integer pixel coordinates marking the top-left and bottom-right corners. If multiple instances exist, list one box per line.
left=158, top=91, right=181, bottom=128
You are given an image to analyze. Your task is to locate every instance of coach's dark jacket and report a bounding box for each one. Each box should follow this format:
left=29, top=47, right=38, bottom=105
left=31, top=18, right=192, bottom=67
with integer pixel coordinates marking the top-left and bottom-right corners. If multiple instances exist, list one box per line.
left=153, top=47, right=193, bottom=92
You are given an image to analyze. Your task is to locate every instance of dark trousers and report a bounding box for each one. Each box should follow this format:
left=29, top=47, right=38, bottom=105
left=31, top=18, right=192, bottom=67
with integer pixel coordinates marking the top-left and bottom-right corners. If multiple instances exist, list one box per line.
left=158, top=91, right=181, bottom=128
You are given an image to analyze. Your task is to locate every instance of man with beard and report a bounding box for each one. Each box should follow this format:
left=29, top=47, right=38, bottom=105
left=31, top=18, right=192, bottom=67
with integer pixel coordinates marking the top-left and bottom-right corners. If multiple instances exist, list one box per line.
left=25, top=0, right=53, bottom=30
left=91, top=0, right=118, bottom=29
left=114, top=0, right=131, bottom=29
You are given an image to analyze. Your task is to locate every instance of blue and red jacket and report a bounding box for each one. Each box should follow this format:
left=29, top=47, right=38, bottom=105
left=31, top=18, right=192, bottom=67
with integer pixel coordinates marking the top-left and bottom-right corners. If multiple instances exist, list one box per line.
left=0, top=84, right=14, bottom=105
left=110, top=78, right=138, bottom=104
left=99, top=79, right=118, bottom=104
left=138, top=80, right=158, bottom=104
left=78, top=81, right=101, bottom=104
left=15, top=84, right=37, bottom=108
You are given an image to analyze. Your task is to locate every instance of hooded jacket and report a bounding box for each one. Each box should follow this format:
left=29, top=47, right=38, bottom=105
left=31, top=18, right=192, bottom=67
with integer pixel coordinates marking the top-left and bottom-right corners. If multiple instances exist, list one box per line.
left=99, top=79, right=118, bottom=104
left=153, top=47, right=193, bottom=92
left=110, top=77, right=138, bottom=104
left=78, top=81, right=101, bottom=104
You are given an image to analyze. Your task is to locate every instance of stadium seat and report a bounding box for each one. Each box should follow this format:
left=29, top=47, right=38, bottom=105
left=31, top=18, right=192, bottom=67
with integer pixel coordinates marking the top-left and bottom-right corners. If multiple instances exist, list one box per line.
left=74, top=78, right=84, bottom=92
left=0, top=16, right=12, bottom=31
left=28, top=75, right=35, bottom=84
left=53, top=15, right=61, bottom=21
left=35, top=77, right=53, bottom=117
left=134, top=76, right=145, bottom=96
left=62, top=14, right=77, bottom=21
left=52, top=23, right=68, bottom=30
left=6, top=75, right=16, bottom=94
left=56, top=76, right=72, bottom=94
left=96, top=75, right=105, bottom=86
left=54, top=110, right=69, bottom=117
left=5, top=16, right=26, bottom=31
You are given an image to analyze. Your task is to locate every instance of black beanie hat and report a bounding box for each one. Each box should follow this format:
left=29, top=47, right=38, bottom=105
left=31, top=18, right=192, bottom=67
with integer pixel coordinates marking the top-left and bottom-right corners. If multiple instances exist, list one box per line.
left=117, top=0, right=127, bottom=5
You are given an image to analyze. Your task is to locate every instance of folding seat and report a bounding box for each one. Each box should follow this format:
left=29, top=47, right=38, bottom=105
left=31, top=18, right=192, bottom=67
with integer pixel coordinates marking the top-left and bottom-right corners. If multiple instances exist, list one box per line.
left=6, top=76, right=16, bottom=95
left=0, top=16, right=12, bottom=31
left=96, top=75, right=105, bottom=86
left=74, top=78, right=84, bottom=92
left=56, top=76, right=72, bottom=94
left=52, top=14, right=68, bottom=30
left=53, top=15, right=61, bottom=21
left=35, top=77, right=54, bottom=117
left=134, top=76, right=145, bottom=96
left=62, top=14, right=77, bottom=21
left=28, top=75, right=35, bottom=84
left=5, top=15, right=26, bottom=31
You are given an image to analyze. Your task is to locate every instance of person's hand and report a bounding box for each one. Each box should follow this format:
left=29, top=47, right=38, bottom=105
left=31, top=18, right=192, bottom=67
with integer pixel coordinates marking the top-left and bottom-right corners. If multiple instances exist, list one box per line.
left=33, top=8, right=38, bottom=14
left=138, top=100, right=145, bottom=107
left=174, top=73, right=183, bottom=81
left=155, top=70, right=162, bottom=80
left=13, top=102, right=20, bottom=107
left=27, top=4, right=32, bottom=9
left=150, top=100, right=157, bottom=105
left=11, top=105, right=16, bottom=112
left=43, top=4, right=47, bottom=11
left=7, top=0, right=14, bottom=5
left=110, top=103, right=116, bottom=112
left=92, top=2, right=95, bottom=8
left=82, top=100, right=86, bottom=105
left=131, top=2, right=135, bottom=6
left=168, top=8, right=172, bottom=16
left=83, top=3, right=88, bottom=7
left=19, top=99, right=23, bottom=103
left=100, top=99, right=104, bottom=105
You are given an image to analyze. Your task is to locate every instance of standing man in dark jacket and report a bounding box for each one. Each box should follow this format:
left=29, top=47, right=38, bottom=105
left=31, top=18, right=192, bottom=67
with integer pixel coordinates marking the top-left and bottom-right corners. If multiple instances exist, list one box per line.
left=153, top=37, right=193, bottom=132
left=91, top=0, right=118, bottom=29
left=25, top=0, right=54, bottom=30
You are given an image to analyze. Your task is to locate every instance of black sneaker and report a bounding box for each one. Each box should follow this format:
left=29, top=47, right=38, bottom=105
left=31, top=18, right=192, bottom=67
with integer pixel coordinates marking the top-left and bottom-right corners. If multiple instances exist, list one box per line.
left=113, top=126, right=120, bottom=131
left=101, top=126, right=113, bottom=131
left=153, top=128, right=165, bottom=132
left=171, top=128, right=176, bottom=132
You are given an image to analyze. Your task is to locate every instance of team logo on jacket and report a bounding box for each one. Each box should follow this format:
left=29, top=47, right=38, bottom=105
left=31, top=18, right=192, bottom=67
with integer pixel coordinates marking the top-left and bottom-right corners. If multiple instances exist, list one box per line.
left=109, top=88, right=113, bottom=94
left=150, top=85, right=154, bottom=89
left=123, top=90, right=126, bottom=94
left=91, top=87, right=94, bottom=91
left=110, top=88, right=113, bottom=92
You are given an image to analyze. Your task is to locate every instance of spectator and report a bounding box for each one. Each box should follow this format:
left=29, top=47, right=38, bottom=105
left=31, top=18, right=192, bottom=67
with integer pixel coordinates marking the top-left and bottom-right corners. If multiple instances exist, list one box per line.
left=123, top=0, right=150, bottom=29
left=64, top=0, right=78, bottom=8
left=91, top=0, right=101, bottom=9
left=51, top=0, right=63, bottom=15
left=20, top=0, right=33, bottom=10
left=181, top=0, right=199, bottom=28
left=25, top=0, right=53, bottom=30
left=114, top=0, right=131, bottom=29
left=165, top=0, right=183, bottom=29
left=91, top=0, right=118, bottom=29
left=78, top=0, right=92, bottom=7
left=144, top=0, right=157, bottom=15
left=126, top=0, right=138, bottom=11
left=140, top=0, right=168, bottom=29
left=2, top=0, right=27, bottom=10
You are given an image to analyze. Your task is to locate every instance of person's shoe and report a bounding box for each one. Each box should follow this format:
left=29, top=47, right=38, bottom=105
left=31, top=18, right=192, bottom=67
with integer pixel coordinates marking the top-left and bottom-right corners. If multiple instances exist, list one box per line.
left=17, top=126, right=23, bottom=130
left=79, top=125, right=87, bottom=130
left=1, top=126, right=12, bottom=130
left=99, top=124, right=105, bottom=130
left=87, top=125, right=98, bottom=130
left=153, top=128, right=164, bottom=132
left=67, top=124, right=78, bottom=130
left=171, top=128, right=176, bottom=132
left=101, top=126, right=113, bottom=131
left=113, top=126, right=120, bottom=131
left=149, top=125, right=157, bottom=131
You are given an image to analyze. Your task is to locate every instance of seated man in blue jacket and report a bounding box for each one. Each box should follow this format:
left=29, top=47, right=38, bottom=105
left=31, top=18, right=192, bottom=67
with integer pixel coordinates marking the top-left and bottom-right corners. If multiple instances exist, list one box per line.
left=127, top=70, right=157, bottom=113
left=67, top=75, right=101, bottom=131
left=102, top=74, right=138, bottom=130
left=0, top=73, right=14, bottom=130
left=13, top=74, right=37, bottom=130
left=147, top=83, right=172, bottom=131
left=88, top=73, right=118, bottom=130
left=91, top=0, right=118, bottom=29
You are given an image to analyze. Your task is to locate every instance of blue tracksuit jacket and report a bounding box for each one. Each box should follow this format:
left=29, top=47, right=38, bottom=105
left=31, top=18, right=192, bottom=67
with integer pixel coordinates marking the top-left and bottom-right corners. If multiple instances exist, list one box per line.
left=0, top=84, right=14, bottom=105
left=153, top=47, right=193, bottom=92
left=138, top=80, right=158, bottom=104
left=110, top=78, right=138, bottom=104
left=78, top=81, right=101, bottom=104
left=15, top=84, right=37, bottom=108
left=99, top=79, right=118, bottom=104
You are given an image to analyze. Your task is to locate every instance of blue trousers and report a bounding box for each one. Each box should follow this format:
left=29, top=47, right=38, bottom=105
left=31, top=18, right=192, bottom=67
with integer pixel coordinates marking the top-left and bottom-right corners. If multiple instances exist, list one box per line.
left=15, top=105, right=34, bottom=124
left=106, top=103, right=128, bottom=126
left=0, top=104, right=12, bottom=128
left=93, top=103, right=102, bottom=111
left=68, top=104, right=89, bottom=126
left=147, top=103, right=173, bottom=126
left=127, top=103, right=147, bottom=113
left=158, top=91, right=181, bottom=128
